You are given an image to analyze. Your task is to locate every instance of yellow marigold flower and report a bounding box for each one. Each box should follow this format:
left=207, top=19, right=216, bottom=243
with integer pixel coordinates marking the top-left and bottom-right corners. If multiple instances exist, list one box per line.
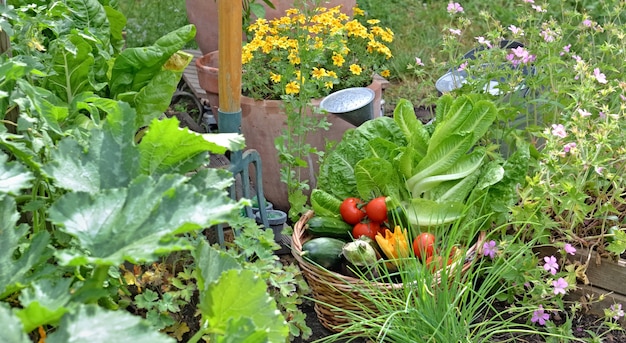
left=349, top=64, right=363, bottom=75
left=324, top=81, right=334, bottom=89
left=270, top=72, right=282, bottom=83
left=380, top=69, right=391, bottom=78
left=311, top=67, right=328, bottom=79
left=332, top=53, right=345, bottom=67
left=375, top=226, right=410, bottom=263
left=285, top=81, right=300, bottom=95
left=285, top=8, right=299, bottom=16
left=327, top=70, right=338, bottom=78
left=353, top=6, right=365, bottom=16
left=367, top=19, right=381, bottom=25
left=241, top=50, right=254, bottom=64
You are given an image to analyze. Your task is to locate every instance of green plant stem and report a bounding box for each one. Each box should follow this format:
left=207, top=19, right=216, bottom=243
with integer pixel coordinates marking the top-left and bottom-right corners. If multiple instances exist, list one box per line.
left=91, top=265, right=111, bottom=294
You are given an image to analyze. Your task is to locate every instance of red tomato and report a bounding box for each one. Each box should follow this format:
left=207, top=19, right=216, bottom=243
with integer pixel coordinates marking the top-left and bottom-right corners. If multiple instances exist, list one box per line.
left=413, top=232, right=436, bottom=260
left=365, top=197, right=388, bottom=223
left=352, top=222, right=380, bottom=240
left=340, top=197, right=366, bottom=225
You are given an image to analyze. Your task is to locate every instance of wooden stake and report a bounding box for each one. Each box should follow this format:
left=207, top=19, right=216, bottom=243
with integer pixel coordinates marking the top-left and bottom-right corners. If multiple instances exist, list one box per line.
left=217, top=0, right=242, bottom=113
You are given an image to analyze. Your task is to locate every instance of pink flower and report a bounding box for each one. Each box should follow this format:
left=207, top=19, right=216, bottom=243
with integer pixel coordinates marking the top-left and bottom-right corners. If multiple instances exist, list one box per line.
left=578, top=108, right=591, bottom=117
left=449, top=28, right=462, bottom=35
left=483, top=240, right=498, bottom=259
left=572, top=55, right=583, bottom=63
left=560, top=44, right=571, bottom=56
left=447, top=2, right=464, bottom=14
left=509, top=25, right=523, bottom=35
left=532, top=4, right=547, bottom=12
left=595, top=166, right=604, bottom=175
left=540, top=28, right=556, bottom=42
left=523, top=0, right=535, bottom=3
left=583, top=19, right=592, bottom=27
left=543, top=255, right=559, bottom=275
left=531, top=305, right=550, bottom=325
left=563, top=142, right=577, bottom=153
left=553, top=278, right=569, bottom=295
left=415, top=57, right=424, bottom=66
left=593, top=68, right=607, bottom=84
left=551, top=124, right=567, bottom=138
left=564, top=243, right=576, bottom=255
left=610, top=304, right=625, bottom=320
left=458, top=61, right=469, bottom=71
left=475, top=36, right=492, bottom=48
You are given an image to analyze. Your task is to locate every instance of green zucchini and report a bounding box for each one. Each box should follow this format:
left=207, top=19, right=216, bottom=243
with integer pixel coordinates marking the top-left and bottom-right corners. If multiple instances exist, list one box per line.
left=301, top=237, right=345, bottom=270
left=307, top=215, right=352, bottom=239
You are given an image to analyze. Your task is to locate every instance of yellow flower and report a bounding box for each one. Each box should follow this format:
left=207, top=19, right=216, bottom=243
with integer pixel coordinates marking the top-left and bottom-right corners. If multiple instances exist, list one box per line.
left=375, top=226, right=410, bottom=263
left=311, top=67, right=328, bottom=79
left=367, top=19, right=381, bottom=25
left=349, top=64, right=363, bottom=75
left=285, top=81, right=300, bottom=95
left=270, top=72, right=282, bottom=83
left=380, top=69, right=391, bottom=78
left=327, top=70, right=338, bottom=78
left=332, top=53, right=345, bottom=67
left=353, top=6, right=365, bottom=16
left=324, top=81, right=334, bottom=89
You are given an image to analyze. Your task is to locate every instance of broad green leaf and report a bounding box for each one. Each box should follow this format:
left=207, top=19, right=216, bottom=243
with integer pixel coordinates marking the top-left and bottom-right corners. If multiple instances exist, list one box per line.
left=404, top=198, right=465, bottom=227
left=15, top=278, right=72, bottom=333
left=138, top=117, right=245, bottom=175
left=47, top=34, right=95, bottom=103
left=355, top=157, right=399, bottom=200
left=199, top=269, right=289, bottom=343
left=0, top=129, right=40, bottom=173
left=46, top=304, right=175, bottom=343
left=132, top=70, right=181, bottom=128
left=109, top=25, right=196, bottom=96
left=219, top=317, right=269, bottom=343
left=407, top=134, right=473, bottom=191
left=0, top=197, right=50, bottom=299
left=43, top=101, right=140, bottom=193
left=475, top=161, right=504, bottom=190
left=428, top=95, right=473, bottom=152
left=0, top=150, right=34, bottom=194
left=66, top=0, right=109, bottom=36
left=187, top=168, right=235, bottom=192
left=367, top=137, right=401, bottom=161
left=49, top=174, right=241, bottom=266
left=17, top=79, right=69, bottom=135
left=410, top=148, right=485, bottom=197
left=434, top=93, right=453, bottom=124
left=393, top=98, right=429, bottom=156
left=0, top=304, right=30, bottom=343
left=455, top=99, right=498, bottom=146
left=430, top=168, right=481, bottom=203
left=104, top=5, right=127, bottom=53
left=194, top=240, right=241, bottom=292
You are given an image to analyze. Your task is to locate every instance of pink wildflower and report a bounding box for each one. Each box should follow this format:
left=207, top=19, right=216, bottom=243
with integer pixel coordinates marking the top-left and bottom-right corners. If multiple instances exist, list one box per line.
left=595, top=166, right=604, bottom=175
left=551, top=124, right=567, bottom=138
left=475, top=36, right=492, bottom=48
left=449, top=28, right=462, bottom=36
left=583, top=19, right=592, bottom=27
left=447, top=2, right=464, bottom=14
left=578, top=108, right=591, bottom=117
left=553, top=278, right=568, bottom=295
left=564, top=243, right=576, bottom=255
left=610, top=304, right=625, bottom=321
left=531, top=305, right=550, bottom=325
left=543, top=255, right=559, bottom=275
left=508, top=25, right=523, bottom=35
left=563, top=142, right=577, bottom=153
left=458, top=61, right=468, bottom=71
left=523, top=0, right=535, bottom=3
left=483, top=240, right=498, bottom=259
left=540, top=28, right=556, bottom=42
left=593, top=68, right=607, bottom=84
left=532, top=4, right=547, bottom=12
left=506, top=46, right=536, bottom=66
left=415, top=57, right=424, bottom=66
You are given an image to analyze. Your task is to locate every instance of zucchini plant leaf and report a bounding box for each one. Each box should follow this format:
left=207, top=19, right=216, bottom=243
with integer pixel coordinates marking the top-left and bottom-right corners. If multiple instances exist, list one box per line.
left=14, top=278, right=72, bottom=333
left=220, top=317, right=269, bottom=343
left=43, top=101, right=140, bottom=193
left=0, top=304, right=30, bottom=343
left=199, top=269, right=289, bottom=343
left=0, top=150, right=34, bottom=194
left=48, top=174, right=241, bottom=266
left=194, top=240, right=241, bottom=293
left=46, top=304, right=175, bottom=343
left=0, top=197, right=51, bottom=299
left=138, top=117, right=244, bottom=176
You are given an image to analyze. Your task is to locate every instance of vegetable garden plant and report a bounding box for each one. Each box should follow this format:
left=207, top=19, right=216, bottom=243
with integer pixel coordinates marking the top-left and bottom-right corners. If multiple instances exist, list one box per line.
left=0, top=1, right=310, bottom=342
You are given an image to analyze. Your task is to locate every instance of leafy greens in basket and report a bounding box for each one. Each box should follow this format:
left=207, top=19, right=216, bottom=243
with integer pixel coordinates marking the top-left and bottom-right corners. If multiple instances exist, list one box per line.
left=313, top=94, right=506, bottom=229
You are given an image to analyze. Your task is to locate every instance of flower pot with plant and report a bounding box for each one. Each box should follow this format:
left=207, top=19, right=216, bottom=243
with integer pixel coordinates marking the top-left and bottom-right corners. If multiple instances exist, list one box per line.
left=196, top=4, right=393, bottom=214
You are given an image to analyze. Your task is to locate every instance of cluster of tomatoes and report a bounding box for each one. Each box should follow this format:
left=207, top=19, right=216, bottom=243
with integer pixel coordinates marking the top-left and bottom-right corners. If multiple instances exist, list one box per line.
left=339, top=197, right=439, bottom=264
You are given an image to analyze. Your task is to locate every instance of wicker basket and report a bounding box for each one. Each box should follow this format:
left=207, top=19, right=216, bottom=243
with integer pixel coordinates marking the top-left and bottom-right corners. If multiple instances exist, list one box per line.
left=291, top=210, right=485, bottom=332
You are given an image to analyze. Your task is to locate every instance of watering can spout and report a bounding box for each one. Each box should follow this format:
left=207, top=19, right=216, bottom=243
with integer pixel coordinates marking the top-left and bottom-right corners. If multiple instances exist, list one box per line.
left=319, top=87, right=375, bottom=127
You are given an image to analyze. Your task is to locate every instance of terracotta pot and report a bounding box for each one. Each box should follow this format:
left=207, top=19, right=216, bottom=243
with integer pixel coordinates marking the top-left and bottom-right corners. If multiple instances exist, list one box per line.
left=185, top=0, right=356, bottom=55
left=195, top=51, right=387, bottom=211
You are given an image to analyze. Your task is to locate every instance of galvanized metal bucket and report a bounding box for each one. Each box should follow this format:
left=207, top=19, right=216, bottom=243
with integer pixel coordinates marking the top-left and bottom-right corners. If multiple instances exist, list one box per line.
left=319, top=87, right=375, bottom=127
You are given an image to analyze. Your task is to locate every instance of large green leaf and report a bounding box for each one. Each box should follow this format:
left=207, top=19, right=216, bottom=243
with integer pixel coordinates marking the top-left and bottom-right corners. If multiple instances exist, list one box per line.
left=428, top=95, right=473, bottom=152
left=0, top=304, right=30, bottom=343
left=404, top=198, right=466, bottom=227
left=0, top=197, right=50, bottom=299
left=14, top=278, right=72, bottom=333
left=194, top=240, right=241, bottom=293
left=47, top=34, right=95, bottom=103
left=109, top=25, right=196, bottom=96
left=46, top=304, right=175, bottom=343
left=355, top=157, right=400, bottom=200
left=0, top=150, right=34, bottom=194
left=199, top=269, right=289, bottom=343
left=43, top=100, right=140, bottom=193
left=393, top=98, right=429, bottom=157
left=219, top=317, right=269, bottom=343
left=138, top=117, right=245, bottom=176
left=455, top=99, right=498, bottom=147
left=48, top=174, right=241, bottom=266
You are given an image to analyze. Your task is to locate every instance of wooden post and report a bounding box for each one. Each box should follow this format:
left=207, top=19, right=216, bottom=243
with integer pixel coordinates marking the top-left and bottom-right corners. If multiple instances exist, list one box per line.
left=217, top=0, right=242, bottom=113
